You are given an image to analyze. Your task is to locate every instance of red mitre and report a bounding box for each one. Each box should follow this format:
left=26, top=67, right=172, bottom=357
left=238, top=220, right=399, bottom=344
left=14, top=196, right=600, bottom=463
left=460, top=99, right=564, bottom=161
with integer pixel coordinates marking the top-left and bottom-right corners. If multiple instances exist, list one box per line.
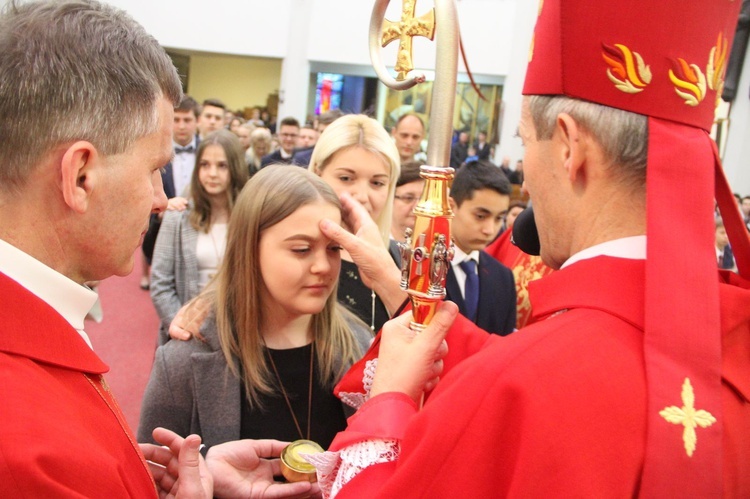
left=523, top=1, right=746, bottom=497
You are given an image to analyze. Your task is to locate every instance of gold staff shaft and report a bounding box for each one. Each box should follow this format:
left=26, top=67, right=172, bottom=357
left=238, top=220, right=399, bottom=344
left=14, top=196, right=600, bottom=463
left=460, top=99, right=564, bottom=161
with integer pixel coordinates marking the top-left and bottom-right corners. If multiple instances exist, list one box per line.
left=370, top=0, right=459, bottom=331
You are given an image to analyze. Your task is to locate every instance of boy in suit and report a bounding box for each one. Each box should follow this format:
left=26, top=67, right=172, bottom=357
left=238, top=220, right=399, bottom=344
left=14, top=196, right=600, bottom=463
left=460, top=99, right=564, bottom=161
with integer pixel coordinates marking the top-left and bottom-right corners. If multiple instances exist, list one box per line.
left=446, top=160, right=516, bottom=335
left=140, top=95, right=200, bottom=289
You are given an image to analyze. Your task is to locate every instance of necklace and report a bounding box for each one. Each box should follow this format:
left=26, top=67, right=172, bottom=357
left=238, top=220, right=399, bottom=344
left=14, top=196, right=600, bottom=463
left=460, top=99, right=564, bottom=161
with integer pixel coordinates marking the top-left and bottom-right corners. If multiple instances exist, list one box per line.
left=265, top=341, right=315, bottom=441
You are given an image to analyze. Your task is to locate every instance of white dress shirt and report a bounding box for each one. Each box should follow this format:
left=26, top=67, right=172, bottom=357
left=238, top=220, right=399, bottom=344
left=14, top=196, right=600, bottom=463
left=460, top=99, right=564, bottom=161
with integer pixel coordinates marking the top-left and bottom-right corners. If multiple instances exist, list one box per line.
left=172, top=138, right=198, bottom=197
left=0, top=238, right=98, bottom=349
left=561, top=235, right=647, bottom=269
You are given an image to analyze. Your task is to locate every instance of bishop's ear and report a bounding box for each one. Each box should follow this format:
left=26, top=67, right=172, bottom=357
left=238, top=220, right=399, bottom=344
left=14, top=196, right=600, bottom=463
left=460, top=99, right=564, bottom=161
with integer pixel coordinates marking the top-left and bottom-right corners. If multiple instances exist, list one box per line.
left=555, top=113, right=588, bottom=183
left=60, top=141, right=99, bottom=214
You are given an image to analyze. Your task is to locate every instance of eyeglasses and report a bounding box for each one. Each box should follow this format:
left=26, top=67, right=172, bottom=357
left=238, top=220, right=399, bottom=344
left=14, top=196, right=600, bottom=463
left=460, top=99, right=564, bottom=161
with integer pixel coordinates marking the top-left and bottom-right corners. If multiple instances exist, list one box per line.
left=394, top=194, right=420, bottom=204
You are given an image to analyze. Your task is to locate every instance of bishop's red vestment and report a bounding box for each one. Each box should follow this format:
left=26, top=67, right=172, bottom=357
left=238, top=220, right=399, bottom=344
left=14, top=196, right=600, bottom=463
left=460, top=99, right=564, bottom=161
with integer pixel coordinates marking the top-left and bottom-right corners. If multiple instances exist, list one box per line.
left=327, top=257, right=750, bottom=497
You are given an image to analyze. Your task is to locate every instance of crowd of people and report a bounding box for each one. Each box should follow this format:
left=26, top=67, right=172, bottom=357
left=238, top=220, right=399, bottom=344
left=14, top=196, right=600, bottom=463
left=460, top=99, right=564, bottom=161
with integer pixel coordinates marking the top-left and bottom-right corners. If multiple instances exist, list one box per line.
left=1, top=0, right=748, bottom=498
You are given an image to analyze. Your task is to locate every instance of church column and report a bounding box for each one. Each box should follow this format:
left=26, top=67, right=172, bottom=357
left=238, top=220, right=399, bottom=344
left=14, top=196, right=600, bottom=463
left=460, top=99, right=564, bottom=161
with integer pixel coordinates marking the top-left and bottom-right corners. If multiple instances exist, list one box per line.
left=723, top=42, right=750, bottom=195
left=495, top=1, right=540, bottom=166
left=276, top=0, right=312, bottom=123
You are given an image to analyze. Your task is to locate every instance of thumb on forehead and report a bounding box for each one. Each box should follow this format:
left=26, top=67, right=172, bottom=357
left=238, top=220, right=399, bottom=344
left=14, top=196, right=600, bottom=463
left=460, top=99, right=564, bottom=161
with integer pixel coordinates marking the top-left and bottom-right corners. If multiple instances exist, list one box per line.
left=320, top=218, right=355, bottom=244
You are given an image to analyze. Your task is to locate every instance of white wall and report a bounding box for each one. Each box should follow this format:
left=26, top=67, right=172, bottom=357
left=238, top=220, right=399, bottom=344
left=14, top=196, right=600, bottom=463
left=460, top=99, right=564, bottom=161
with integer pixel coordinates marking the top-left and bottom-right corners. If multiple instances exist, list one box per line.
left=723, top=47, right=750, bottom=196
left=106, top=0, right=520, bottom=122
left=108, top=0, right=516, bottom=78
left=104, top=0, right=292, bottom=58
left=306, top=0, right=516, bottom=76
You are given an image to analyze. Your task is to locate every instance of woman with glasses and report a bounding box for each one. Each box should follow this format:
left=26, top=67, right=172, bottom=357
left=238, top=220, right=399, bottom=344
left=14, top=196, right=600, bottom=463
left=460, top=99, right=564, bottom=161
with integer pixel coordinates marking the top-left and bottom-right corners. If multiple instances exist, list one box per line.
left=390, top=160, right=426, bottom=242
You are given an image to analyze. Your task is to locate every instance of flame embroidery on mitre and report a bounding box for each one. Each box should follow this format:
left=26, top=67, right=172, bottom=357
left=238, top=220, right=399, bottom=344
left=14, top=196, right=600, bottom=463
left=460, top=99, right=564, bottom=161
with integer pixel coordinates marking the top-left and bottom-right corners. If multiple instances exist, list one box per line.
left=669, top=58, right=707, bottom=106
left=602, top=44, right=652, bottom=94
left=529, top=0, right=544, bottom=63
left=529, top=33, right=535, bottom=63
left=707, top=32, right=729, bottom=91
left=707, top=32, right=729, bottom=107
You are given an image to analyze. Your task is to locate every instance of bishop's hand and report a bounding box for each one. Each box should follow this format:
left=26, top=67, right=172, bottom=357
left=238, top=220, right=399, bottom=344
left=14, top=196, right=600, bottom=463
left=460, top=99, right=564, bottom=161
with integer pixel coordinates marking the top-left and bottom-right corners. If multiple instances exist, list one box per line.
left=371, top=301, right=456, bottom=404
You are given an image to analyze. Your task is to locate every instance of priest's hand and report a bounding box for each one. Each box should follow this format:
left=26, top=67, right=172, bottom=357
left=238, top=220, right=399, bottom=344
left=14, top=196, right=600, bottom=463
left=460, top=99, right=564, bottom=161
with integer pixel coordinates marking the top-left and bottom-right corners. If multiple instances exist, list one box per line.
left=320, top=192, right=406, bottom=315
left=206, top=439, right=321, bottom=499
left=371, top=301, right=456, bottom=404
left=140, top=427, right=213, bottom=498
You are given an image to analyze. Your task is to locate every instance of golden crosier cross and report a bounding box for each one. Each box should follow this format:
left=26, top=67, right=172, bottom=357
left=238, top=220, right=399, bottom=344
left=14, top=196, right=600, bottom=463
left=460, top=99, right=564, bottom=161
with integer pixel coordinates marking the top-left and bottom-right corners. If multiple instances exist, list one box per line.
left=381, top=0, right=435, bottom=81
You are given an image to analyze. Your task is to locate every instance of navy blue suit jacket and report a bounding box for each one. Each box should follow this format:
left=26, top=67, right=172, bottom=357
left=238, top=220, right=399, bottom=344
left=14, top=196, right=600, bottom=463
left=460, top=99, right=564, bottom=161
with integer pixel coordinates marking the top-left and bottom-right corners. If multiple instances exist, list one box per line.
left=160, top=163, right=177, bottom=199
left=260, top=149, right=295, bottom=168
left=445, top=251, right=516, bottom=336
left=292, top=147, right=315, bottom=167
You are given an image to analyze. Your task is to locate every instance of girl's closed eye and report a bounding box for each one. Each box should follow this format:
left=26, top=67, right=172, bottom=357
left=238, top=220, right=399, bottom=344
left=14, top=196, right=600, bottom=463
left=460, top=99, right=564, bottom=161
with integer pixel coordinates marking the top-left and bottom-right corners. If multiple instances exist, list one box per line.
left=291, top=246, right=311, bottom=254
left=328, top=244, right=343, bottom=252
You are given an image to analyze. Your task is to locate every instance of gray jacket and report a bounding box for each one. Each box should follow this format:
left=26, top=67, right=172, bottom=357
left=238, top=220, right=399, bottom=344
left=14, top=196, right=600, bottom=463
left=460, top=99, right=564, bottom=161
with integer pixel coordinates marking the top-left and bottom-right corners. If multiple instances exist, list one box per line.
left=137, top=314, right=372, bottom=449
left=149, top=209, right=200, bottom=344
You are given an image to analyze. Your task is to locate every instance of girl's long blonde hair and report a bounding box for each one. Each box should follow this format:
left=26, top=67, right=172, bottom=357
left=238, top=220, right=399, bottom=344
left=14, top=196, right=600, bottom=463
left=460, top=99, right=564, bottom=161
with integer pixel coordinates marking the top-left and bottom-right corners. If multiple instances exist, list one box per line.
left=215, top=165, right=366, bottom=408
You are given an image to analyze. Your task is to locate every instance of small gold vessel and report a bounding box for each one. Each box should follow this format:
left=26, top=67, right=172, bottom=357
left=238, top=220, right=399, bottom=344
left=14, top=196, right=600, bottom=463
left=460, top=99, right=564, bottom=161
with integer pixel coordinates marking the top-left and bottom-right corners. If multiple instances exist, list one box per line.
left=280, top=440, right=324, bottom=483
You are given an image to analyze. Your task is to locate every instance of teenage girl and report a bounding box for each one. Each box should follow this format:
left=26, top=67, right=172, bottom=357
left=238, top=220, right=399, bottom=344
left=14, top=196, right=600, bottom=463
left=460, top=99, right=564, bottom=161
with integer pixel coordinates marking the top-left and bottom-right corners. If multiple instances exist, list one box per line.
left=138, top=165, right=372, bottom=449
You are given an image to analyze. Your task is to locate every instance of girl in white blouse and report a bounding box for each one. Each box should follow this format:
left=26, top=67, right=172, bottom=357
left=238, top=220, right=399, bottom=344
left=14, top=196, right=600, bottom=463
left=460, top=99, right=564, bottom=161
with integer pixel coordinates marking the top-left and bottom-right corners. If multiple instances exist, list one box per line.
left=150, top=130, right=248, bottom=344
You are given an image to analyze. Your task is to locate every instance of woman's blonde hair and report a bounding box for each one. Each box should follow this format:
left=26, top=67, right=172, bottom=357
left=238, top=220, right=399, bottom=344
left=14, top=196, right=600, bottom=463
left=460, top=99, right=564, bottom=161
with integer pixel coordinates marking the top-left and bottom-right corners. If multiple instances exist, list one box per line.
left=189, top=129, right=249, bottom=233
left=215, top=165, right=366, bottom=408
left=309, top=114, right=400, bottom=245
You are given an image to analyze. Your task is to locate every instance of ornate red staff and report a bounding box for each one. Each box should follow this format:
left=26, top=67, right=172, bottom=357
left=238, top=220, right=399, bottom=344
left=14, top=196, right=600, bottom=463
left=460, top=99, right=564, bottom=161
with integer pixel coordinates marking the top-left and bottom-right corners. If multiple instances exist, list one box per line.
left=370, top=0, right=459, bottom=331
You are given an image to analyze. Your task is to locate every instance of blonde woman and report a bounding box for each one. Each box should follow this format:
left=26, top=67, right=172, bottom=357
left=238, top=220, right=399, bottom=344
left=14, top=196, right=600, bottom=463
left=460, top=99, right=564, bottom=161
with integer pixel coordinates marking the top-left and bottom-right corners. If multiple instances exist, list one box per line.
left=139, top=166, right=372, bottom=450
left=246, top=127, right=272, bottom=176
left=309, top=114, right=401, bottom=331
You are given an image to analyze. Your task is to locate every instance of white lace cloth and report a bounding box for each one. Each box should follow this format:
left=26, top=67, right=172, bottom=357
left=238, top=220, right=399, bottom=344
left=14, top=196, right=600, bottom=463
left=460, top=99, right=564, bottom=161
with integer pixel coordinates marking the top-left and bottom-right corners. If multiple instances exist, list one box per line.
left=304, top=358, right=403, bottom=498
left=337, top=358, right=378, bottom=409
left=304, top=439, right=400, bottom=498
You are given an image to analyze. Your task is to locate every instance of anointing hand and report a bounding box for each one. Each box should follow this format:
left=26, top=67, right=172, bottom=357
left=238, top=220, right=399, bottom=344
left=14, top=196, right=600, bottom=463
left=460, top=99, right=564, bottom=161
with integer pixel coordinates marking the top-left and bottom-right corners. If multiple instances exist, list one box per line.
left=319, top=192, right=406, bottom=314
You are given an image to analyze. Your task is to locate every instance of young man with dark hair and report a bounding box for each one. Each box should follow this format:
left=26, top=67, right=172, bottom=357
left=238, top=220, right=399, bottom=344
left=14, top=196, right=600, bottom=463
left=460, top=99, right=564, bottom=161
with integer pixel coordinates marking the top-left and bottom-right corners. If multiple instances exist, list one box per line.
left=140, top=95, right=201, bottom=290
left=261, top=116, right=300, bottom=167
left=445, top=160, right=516, bottom=335
left=197, top=98, right=226, bottom=139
